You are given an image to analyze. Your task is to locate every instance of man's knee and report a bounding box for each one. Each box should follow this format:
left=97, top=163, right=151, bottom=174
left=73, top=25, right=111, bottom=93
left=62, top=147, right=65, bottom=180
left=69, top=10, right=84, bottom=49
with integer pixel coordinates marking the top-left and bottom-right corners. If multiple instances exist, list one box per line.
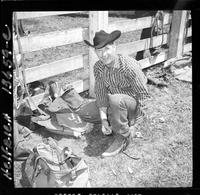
left=108, top=94, right=121, bottom=109
left=108, top=94, right=137, bottom=111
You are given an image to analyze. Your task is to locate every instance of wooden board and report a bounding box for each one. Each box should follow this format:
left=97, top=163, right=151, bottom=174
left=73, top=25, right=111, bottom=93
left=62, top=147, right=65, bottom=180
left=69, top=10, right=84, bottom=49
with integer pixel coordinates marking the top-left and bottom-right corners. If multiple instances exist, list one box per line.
left=88, top=11, right=108, bottom=97
left=14, top=13, right=171, bottom=54
left=187, top=27, right=192, bottom=37
left=117, top=34, right=168, bottom=55
left=16, top=11, right=86, bottom=19
left=108, top=13, right=171, bottom=33
left=139, top=51, right=168, bottom=69
left=188, top=13, right=191, bottom=20
left=15, top=32, right=168, bottom=87
left=168, top=11, right=188, bottom=58
left=183, top=43, right=192, bottom=54
left=18, top=55, right=88, bottom=84
left=14, top=28, right=88, bottom=54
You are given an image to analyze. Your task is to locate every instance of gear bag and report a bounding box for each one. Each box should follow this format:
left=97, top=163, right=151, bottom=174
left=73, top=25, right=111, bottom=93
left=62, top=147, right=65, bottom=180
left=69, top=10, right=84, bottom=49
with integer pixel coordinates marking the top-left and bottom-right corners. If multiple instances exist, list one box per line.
left=25, top=137, right=90, bottom=187
left=31, top=84, right=95, bottom=137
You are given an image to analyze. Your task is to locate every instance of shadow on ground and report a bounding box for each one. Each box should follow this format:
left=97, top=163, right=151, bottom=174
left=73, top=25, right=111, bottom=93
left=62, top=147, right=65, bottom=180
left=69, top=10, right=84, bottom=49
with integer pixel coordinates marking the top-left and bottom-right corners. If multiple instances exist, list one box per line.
left=20, top=161, right=31, bottom=187
left=83, top=124, right=114, bottom=157
left=30, top=121, right=115, bottom=158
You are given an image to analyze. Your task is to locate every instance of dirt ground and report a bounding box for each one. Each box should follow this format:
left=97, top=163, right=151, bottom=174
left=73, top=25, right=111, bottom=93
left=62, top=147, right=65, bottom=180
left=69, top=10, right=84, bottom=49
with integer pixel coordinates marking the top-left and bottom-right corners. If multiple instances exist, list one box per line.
left=14, top=64, right=192, bottom=187
left=14, top=12, right=192, bottom=188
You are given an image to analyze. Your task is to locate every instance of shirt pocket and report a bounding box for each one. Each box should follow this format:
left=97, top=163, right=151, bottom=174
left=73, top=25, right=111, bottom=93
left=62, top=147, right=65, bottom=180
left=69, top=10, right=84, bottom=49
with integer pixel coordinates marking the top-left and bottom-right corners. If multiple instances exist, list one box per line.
left=104, top=80, right=111, bottom=92
left=117, top=80, right=132, bottom=90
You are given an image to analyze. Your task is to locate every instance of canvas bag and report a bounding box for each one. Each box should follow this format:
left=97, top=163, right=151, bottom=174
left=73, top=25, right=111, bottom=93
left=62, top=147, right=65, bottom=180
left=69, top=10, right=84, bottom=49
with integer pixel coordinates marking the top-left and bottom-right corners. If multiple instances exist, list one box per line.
left=35, top=90, right=94, bottom=137
left=25, top=138, right=90, bottom=187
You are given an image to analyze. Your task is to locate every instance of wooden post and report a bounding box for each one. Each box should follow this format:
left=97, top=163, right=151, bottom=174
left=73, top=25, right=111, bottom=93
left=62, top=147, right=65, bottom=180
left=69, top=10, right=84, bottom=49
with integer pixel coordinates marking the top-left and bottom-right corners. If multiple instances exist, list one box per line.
left=88, top=11, right=108, bottom=97
left=168, top=10, right=187, bottom=59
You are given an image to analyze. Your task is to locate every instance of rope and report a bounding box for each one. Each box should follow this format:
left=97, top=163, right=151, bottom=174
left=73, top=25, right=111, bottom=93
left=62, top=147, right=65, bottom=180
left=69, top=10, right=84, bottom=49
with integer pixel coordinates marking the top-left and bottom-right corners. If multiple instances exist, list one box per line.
left=122, top=151, right=140, bottom=160
left=14, top=13, right=49, bottom=117
left=150, top=11, right=164, bottom=54
left=121, top=136, right=141, bottom=160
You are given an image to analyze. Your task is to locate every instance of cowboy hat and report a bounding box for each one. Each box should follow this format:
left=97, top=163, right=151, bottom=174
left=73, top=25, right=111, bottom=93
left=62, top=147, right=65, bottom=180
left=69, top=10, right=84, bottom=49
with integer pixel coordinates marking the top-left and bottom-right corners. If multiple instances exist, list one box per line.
left=84, top=30, right=121, bottom=49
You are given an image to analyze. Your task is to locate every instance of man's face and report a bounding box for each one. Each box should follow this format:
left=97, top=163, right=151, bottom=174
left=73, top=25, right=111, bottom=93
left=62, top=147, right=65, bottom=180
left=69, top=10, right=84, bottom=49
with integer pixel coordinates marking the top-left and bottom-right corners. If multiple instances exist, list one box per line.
left=95, top=43, right=116, bottom=65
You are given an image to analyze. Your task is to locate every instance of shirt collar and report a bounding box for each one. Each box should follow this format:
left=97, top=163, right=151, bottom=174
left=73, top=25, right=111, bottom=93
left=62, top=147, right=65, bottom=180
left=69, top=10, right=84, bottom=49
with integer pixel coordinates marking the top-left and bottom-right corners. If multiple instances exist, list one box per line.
left=104, top=54, right=120, bottom=69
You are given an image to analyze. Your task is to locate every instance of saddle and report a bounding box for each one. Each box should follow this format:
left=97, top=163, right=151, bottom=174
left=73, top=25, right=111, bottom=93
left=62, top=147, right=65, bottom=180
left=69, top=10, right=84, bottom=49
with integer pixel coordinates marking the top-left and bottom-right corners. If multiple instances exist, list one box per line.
left=31, top=83, right=93, bottom=138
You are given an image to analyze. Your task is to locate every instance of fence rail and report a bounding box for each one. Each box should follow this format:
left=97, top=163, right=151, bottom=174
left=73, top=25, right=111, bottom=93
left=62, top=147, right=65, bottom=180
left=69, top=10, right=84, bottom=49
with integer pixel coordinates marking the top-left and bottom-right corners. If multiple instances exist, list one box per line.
left=108, top=13, right=170, bottom=33
left=14, top=11, right=192, bottom=109
left=14, top=27, right=88, bottom=54
left=183, top=43, right=192, bottom=53
left=24, top=55, right=87, bottom=83
left=117, top=34, right=168, bottom=56
left=15, top=32, right=168, bottom=85
left=14, top=13, right=171, bottom=54
left=16, top=11, right=85, bottom=19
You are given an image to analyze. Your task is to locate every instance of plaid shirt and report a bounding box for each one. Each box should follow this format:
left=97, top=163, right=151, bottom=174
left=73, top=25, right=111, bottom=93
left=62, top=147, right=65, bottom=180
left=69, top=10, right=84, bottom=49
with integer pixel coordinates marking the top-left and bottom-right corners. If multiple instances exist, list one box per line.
left=94, top=54, right=150, bottom=124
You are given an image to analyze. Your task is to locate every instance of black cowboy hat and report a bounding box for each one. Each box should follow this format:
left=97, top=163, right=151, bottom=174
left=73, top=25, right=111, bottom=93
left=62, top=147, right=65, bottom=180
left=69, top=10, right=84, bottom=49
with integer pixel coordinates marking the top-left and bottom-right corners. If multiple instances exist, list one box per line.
left=84, top=30, right=121, bottom=49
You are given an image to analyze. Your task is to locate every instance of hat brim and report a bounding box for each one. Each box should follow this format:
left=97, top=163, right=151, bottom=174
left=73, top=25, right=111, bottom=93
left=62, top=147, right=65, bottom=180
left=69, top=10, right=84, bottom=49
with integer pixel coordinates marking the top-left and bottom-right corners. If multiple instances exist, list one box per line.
left=84, top=30, right=121, bottom=49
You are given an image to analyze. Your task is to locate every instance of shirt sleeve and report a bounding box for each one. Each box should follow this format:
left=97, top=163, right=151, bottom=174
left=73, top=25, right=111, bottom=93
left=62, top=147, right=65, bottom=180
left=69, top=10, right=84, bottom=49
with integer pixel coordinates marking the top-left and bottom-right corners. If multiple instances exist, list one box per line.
left=123, top=56, right=150, bottom=107
left=93, top=61, right=108, bottom=107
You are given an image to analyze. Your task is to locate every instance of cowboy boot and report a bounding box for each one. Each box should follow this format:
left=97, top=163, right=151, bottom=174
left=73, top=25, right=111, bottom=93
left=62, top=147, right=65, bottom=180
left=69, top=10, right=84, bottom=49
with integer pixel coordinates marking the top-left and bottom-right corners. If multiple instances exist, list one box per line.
left=60, top=86, right=85, bottom=111
left=38, top=84, right=52, bottom=108
left=39, top=81, right=61, bottom=106
left=48, top=81, right=61, bottom=101
left=101, top=133, right=131, bottom=157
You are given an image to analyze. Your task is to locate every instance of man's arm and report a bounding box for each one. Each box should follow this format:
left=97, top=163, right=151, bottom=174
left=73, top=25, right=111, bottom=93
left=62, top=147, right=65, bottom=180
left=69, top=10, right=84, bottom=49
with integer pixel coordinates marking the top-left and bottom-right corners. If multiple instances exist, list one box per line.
left=124, top=56, right=150, bottom=106
left=99, top=107, right=107, bottom=120
left=93, top=61, right=108, bottom=107
left=99, top=107, right=112, bottom=135
left=94, top=62, right=112, bottom=135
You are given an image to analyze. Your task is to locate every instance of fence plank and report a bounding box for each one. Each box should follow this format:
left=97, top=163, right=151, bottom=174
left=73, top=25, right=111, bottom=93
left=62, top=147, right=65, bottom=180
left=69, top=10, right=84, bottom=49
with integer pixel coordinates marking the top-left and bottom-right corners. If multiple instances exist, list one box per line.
left=183, top=43, right=192, bottom=53
left=18, top=33, right=168, bottom=85
left=14, top=13, right=171, bottom=54
left=108, top=13, right=171, bottom=33
left=139, top=51, right=168, bottom=69
left=28, top=79, right=89, bottom=110
left=14, top=28, right=88, bottom=54
left=117, top=34, right=168, bottom=55
left=23, top=55, right=87, bottom=83
left=187, top=26, right=192, bottom=37
left=89, top=11, right=108, bottom=97
left=188, top=13, right=191, bottom=20
left=168, top=11, right=187, bottom=58
left=16, top=11, right=86, bottom=19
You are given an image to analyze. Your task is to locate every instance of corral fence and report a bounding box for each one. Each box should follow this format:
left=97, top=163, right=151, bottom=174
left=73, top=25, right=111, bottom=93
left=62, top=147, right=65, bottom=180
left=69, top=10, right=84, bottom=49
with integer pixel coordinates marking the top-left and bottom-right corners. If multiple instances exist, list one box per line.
left=13, top=10, right=192, bottom=110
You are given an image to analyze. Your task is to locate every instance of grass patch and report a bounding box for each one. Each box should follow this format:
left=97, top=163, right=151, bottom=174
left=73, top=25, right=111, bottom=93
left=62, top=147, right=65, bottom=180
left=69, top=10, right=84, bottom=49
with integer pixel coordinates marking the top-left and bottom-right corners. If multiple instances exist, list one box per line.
left=14, top=65, right=192, bottom=187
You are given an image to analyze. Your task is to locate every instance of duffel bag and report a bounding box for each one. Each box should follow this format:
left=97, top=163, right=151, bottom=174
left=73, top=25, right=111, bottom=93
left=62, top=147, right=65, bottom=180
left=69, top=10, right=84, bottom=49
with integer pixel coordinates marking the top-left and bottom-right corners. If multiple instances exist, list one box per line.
left=25, top=137, right=90, bottom=187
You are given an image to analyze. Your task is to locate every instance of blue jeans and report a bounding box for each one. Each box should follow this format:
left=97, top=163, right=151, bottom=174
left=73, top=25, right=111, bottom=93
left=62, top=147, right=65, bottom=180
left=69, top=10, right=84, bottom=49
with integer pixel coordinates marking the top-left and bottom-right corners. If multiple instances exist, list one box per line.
left=76, top=94, right=137, bottom=137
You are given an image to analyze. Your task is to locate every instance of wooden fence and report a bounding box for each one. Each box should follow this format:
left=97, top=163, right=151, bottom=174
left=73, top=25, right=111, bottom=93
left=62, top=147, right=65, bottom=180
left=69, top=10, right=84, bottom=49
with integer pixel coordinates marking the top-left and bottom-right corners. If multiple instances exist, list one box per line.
left=183, top=11, right=192, bottom=54
left=13, top=10, right=192, bottom=110
left=168, top=10, right=192, bottom=58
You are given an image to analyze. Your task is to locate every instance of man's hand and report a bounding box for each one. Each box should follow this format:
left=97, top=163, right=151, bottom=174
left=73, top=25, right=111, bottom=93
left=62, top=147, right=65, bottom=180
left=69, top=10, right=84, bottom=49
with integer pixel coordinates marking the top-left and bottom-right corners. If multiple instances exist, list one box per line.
left=101, top=119, right=112, bottom=135
left=99, top=107, right=112, bottom=135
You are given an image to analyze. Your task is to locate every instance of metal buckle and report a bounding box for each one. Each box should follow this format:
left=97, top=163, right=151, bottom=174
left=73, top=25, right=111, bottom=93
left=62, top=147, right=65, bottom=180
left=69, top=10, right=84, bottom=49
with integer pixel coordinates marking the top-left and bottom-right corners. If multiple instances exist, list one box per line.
left=71, top=170, right=76, bottom=180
